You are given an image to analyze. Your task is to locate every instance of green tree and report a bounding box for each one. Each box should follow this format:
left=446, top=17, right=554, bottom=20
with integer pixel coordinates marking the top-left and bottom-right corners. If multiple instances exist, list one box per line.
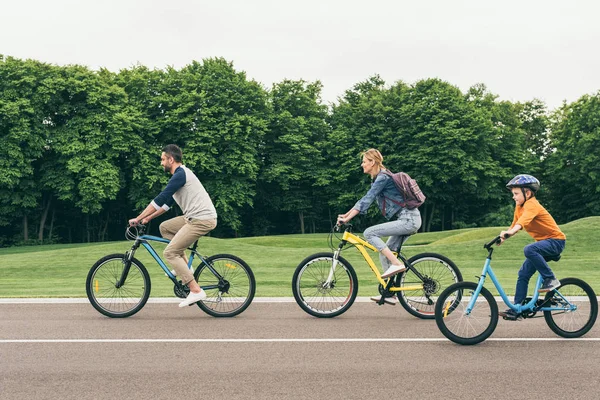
left=259, top=79, right=330, bottom=234
left=153, top=59, right=269, bottom=234
left=545, top=92, right=600, bottom=222
left=0, top=56, right=60, bottom=242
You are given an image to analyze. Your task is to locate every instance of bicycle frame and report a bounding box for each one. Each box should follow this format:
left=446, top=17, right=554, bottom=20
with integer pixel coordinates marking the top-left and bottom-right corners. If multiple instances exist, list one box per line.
left=118, top=231, right=223, bottom=292
left=325, top=229, right=423, bottom=292
left=463, top=243, right=577, bottom=315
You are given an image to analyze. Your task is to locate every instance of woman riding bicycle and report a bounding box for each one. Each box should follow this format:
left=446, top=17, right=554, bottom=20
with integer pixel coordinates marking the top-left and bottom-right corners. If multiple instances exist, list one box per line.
left=337, top=149, right=422, bottom=304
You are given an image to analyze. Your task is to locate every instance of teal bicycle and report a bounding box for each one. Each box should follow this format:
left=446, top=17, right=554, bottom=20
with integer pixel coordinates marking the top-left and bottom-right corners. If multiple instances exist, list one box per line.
left=86, top=224, right=255, bottom=318
left=435, top=235, right=598, bottom=345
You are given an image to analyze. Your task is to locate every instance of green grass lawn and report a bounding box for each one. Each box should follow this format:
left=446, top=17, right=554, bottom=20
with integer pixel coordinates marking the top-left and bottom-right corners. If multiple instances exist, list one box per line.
left=1, top=217, right=599, bottom=298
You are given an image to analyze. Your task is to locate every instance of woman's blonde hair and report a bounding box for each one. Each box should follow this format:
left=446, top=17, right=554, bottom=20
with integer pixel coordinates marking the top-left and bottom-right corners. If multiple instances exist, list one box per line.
left=362, top=148, right=386, bottom=170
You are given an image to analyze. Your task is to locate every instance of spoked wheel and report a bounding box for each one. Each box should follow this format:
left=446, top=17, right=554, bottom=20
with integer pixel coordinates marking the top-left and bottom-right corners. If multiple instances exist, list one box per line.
left=86, top=254, right=151, bottom=318
left=397, top=253, right=462, bottom=319
left=543, top=277, right=598, bottom=338
left=292, top=252, right=358, bottom=318
left=435, top=282, right=498, bottom=345
left=194, top=254, right=256, bottom=317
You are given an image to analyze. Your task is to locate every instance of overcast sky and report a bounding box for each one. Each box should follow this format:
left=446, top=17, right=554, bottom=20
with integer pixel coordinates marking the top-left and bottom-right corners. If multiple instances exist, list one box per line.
left=2, top=0, right=599, bottom=110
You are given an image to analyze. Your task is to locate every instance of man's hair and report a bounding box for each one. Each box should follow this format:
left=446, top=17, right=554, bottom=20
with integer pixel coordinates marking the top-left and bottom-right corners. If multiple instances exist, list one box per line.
left=162, top=144, right=183, bottom=163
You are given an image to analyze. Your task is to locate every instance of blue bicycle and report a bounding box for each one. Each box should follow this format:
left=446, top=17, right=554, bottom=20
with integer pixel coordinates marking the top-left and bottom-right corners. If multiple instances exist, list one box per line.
left=86, top=225, right=255, bottom=318
left=435, top=235, right=598, bottom=345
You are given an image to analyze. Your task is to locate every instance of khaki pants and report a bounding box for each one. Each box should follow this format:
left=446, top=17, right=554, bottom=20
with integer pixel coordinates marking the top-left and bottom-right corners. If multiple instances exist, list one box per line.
left=159, top=216, right=217, bottom=285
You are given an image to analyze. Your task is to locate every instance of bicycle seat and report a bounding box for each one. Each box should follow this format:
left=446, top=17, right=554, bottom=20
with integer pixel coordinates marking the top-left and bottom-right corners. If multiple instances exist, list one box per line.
left=543, top=254, right=561, bottom=262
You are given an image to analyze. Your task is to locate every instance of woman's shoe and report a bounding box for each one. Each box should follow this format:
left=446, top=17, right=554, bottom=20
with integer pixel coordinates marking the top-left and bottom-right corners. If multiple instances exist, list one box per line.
left=381, top=264, right=407, bottom=279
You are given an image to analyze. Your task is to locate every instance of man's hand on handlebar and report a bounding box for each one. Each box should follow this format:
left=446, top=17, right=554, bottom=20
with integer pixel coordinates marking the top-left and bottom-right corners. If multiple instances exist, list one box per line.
left=129, top=217, right=150, bottom=227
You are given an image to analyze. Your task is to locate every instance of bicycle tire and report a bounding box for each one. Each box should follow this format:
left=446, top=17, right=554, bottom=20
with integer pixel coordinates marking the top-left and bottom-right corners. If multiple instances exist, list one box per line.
left=435, top=281, right=498, bottom=345
left=194, top=254, right=256, bottom=317
left=86, top=254, right=151, bottom=318
left=292, top=252, right=358, bottom=318
left=397, top=252, right=462, bottom=319
left=543, top=277, right=598, bottom=338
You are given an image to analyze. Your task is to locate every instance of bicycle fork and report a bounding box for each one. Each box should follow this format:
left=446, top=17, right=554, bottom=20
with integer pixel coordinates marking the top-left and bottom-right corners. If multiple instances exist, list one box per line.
left=116, top=243, right=139, bottom=288
left=324, top=250, right=342, bottom=289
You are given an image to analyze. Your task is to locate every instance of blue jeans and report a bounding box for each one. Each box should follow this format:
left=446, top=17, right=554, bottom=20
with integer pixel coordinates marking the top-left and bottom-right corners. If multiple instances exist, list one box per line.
left=363, top=208, right=422, bottom=272
left=514, top=239, right=566, bottom=304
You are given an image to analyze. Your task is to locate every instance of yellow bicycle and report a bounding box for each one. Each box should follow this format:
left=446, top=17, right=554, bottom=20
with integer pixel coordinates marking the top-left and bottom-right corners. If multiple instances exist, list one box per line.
left=292, top=223, right=462, bottom=318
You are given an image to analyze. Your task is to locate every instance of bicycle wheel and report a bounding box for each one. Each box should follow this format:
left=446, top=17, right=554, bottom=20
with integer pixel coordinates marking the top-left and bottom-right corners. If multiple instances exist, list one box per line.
left=543, top=277, right=598, bottom=338
left=435, top=282, right=498, bottom=345
left=292, top=252, right=358, bottom=318
left=86, top=254, right=151, bottom=318
left=194, top=254, right=256, bottom=317
left=397, top=253, right=462, bottom=319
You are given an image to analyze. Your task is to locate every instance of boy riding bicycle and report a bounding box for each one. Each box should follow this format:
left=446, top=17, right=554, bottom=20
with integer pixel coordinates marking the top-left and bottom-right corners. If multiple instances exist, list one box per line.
left=497, top=174, right=566, bottom=320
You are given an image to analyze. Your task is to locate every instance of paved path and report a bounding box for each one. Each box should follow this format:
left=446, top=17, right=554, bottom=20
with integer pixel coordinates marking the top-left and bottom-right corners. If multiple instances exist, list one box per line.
left=1, top=302, right=599, bottom=399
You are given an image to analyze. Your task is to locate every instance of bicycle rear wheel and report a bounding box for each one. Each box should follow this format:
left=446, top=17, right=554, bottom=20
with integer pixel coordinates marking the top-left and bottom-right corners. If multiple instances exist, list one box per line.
left=435, top=282, right=498, bottom=345
left=86, top=254, right=151, bottom=318
left=292, top=253, right=358, bottom=318
left=543, top=277, right=598, bottom=338
left=397, top=253, right=462, bottom=319
left=194, top=254, right=255, bottom=317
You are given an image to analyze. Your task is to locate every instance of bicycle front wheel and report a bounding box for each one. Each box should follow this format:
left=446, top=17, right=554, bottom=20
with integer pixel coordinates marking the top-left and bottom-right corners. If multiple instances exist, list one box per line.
left=194, top=254, right=256, bottom=317
left=435, top=282, right=498, bottom=345
left=397, top=253, right=462, bottom=319
left=543, top=277, right=598, bottom=338
left=292, top=252, right=358, bottom=318
left=86, top=254, right=151, bottom=318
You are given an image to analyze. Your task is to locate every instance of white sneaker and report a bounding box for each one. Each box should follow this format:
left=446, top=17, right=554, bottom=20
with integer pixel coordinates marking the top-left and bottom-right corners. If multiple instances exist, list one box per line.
left=178, top=289, right=207, bottom=307
left=370, top=295, right=397, bottom=305
left=381, top=264, right=407, bottom=279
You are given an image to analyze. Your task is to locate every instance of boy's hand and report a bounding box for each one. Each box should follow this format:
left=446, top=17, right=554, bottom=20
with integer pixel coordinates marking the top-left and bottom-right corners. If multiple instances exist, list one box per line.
left=128, top=218, right=139, bottom=227
left=498, top=231, right=511, bottom=245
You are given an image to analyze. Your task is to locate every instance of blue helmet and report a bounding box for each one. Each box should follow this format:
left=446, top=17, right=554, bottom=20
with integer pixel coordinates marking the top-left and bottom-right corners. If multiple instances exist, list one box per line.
left=506, top=174, right=540, bottom=193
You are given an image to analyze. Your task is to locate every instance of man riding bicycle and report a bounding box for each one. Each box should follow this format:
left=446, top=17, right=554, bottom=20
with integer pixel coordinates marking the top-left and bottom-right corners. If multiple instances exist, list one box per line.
left=128, top=144, right=217, bottom=308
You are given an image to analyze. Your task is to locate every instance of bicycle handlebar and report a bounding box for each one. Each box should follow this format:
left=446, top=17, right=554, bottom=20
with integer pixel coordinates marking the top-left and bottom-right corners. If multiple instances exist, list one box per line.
left=334, top=223, right=352, bottom=233
left=125, top=224, right=147, bottom=240
left=484, top=236, right=501, bottom=249
left=483, top=233, right=511, bottom=249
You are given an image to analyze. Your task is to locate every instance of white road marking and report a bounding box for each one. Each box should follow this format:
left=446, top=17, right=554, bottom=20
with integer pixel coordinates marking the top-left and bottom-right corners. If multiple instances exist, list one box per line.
left=1, top=338, right=600, bottom=343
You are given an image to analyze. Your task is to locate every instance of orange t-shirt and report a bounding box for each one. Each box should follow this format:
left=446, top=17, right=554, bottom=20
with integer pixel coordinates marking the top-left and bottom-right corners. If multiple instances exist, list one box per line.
left=510, top=197, right=566, bottom=241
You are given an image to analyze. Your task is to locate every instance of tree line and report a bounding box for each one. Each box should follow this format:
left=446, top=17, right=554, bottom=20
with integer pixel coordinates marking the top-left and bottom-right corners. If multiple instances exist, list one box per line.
left=1, top=55, right=599, bottom=246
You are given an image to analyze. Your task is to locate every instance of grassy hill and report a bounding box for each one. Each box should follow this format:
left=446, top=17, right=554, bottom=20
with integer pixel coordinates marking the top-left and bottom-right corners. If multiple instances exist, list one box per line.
left=1, top=217, right=598, bottom=298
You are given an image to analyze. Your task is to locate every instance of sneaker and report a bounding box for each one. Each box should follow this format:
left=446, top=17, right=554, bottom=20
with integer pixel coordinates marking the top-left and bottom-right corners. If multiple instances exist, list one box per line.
left=498, top=308, right=522, bottom=321
left=539, top=278, right=561, bottom=293
left=370, top=295, right=398, bottom=305
left=178, top=289, right=207, bottom=307
left=381, top=264, right=407, bottom=279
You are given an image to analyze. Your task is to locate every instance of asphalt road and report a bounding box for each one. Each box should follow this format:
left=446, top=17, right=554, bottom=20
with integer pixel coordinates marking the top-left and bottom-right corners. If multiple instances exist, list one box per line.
left=1, top=301, right=600, bottom=400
